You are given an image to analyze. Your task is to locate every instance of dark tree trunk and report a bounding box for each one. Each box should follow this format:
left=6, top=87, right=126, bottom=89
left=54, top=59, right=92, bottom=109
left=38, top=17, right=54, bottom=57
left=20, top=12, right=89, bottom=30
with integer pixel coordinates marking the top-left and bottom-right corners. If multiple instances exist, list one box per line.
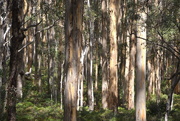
left=7, top=0, right=25, bottom=120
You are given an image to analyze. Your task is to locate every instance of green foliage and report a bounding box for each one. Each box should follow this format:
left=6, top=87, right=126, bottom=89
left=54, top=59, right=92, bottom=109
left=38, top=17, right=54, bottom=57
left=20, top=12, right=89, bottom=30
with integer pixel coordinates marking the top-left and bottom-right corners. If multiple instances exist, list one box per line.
left=147, top=0, right=180, bottom=44
left=147, top=94, right=180, bottom=121
left=147, top=97, right=166, bottom=116
left=78, top=107, right=135, bottom=121
left=170, top=94, right=180, bottom=121
left=16, top=101, right=63, bottom=121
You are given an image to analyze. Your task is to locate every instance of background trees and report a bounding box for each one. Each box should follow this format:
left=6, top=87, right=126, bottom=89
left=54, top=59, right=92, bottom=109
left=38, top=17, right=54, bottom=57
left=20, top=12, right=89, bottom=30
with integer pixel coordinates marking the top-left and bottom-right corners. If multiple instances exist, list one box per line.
left=0, top=0, right=179, bottom=121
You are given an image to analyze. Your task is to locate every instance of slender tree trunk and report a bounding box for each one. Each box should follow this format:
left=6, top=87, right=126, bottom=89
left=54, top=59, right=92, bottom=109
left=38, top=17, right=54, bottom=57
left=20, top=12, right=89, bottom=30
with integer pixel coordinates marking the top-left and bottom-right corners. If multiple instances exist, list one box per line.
left=27, top=0, right=34, bottom=71
left=60, top=61, right=64, bottom=109
left=127, top=0, right=136, bottom=109
left=64, top=0, right=83, bottom=120
left=0, top=13, right=4, bottom=113
left=95, top=56, right=98, bottom=90
left=27, top=26, right=34, bottom=71
left=120, top=0, right=127, bottom=106
left=94, top=0, right=99, bottom=91
left=47, top=27, right=56, bottom=102
left=108, top=0, right=119, bottom=112
left=125, top=31, right=130, bottom=107
left=77, top=60, right=84, bottom=110
left=155, top=44, right=162, bottom=103
left=2, top=45, right=8, bottom=114
left=147, top=57, right=153, bottom=99
left=128, top=26, right=136, bottom=110
left=0, top=23, right=3, bottom=116
left=58, top=30, right=63, bottom=108
left=1, top=0, right=10, bottom=115
left=135, top=1, right=147, bottom=120
left=101, top=0, right=108, bottom=109
left=87, top=0, right=94, bottom=111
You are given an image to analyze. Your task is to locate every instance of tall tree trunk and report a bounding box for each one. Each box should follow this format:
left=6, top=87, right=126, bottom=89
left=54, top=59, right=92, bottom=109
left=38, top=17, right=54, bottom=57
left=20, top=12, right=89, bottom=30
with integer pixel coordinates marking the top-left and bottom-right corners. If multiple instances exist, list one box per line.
left=120, top=0, right=127, bottom=106
left=87, top=0, right=94, bottom=111
left=135, top=1, right=147, bottom=120
left=147, top=56, right=153, bottom=99
left=48, top=27, right=56, bottom=102
left=101, top=0, right=108, bottom=109
left=155, top=46, right=161, bottom=103
left=58, top=30, right=63, bottom=109
left=34, top=0, right=43, bottom=93
left=7, top=0, right=25, bottom=120
left=77, top=38, right=85, bottom=111
left=124, top=30, right=130, bottom=107
left=0, top=8, right=5, bottom=112
left=127, top=0, right=136, bottom=109
left=0, top=23, right=3, bottom=117
left=108, top=0, right=119, bottom=112
left=94, top=0, right=99, bottom=92
left=64, top=0, right=83, bottom=120
left=26, top=0, right=34, bottom=71
left=128, top=26, right=136, bottom=110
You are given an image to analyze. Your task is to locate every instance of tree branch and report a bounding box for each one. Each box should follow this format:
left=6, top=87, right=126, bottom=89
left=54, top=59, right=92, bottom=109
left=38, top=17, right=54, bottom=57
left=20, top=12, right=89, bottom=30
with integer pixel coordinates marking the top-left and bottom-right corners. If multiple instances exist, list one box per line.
left=21, top=20, right=42, bottom=31
left=4, top=24, right=11, bottom=39
left=18, top=20, right=59, bottom=52
left=127, top=34, right=180, bottom=60
left=157, top=31, right=180, bottom=56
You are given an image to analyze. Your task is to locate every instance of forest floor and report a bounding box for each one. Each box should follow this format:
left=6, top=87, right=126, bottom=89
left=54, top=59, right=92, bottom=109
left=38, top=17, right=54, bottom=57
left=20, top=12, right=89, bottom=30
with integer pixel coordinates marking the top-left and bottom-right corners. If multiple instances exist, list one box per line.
left=14, top=93, right=180, bottom=121
left=1, top=84, right=179, bottom=121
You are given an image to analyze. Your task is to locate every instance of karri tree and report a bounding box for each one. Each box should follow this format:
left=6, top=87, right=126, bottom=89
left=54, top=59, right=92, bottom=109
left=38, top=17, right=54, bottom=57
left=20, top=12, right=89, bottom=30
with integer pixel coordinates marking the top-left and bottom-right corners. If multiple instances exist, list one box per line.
left=135, top=0, right=147, bottom=121
left=64, top=0, right=83, bottom=120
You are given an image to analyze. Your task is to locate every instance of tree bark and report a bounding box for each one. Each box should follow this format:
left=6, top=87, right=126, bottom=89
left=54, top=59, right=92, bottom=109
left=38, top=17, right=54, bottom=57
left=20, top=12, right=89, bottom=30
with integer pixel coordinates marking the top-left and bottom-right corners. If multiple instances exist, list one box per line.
left=7, top=0, right=25, bottom=120
left=64, top=0, right=83, bottom=120
left=128, top=27, right=136, bottom=110
left=127, top=0, right=136, bottom=109
left=135, top=1, right=147, bottom=120
left=87, top=0, right=94, bottom=111
left=108, top=0, right=119, bottom=112
left=125, top=31, right=130, bottom=107
left=0, top=20, right=4, bottom=116
left=101, top=0, right=108, bottom=109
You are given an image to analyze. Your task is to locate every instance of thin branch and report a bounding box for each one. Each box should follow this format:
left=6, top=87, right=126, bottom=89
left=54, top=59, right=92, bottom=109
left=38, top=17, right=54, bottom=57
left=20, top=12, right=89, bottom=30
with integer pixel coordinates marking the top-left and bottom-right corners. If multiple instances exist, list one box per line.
left=157, top=31, right=180, bottom=56
left=34, top=19, right=59, bottom=35
left=21, top=12, right=42, bottom=26
left=18, top=40, right=34, bottom=52
left=18, top=20, right=59, bottom=52
left=21, top=20, right=42, bottom=31
left=151, top=42, right=180, bottom=60
left=127, top=35, right=180, bottom=60
left=3, top=24, right=11, bottom=39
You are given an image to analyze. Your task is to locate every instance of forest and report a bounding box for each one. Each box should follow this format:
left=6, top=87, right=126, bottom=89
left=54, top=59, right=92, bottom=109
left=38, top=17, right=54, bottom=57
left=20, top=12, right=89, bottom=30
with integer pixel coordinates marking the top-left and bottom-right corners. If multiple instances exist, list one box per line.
left=0, top=0, right=180, bottom=121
